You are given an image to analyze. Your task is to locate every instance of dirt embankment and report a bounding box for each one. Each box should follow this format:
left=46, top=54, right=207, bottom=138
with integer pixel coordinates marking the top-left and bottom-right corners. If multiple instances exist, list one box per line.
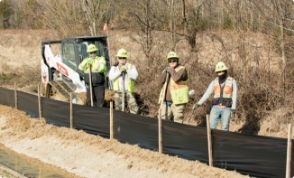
left=0, top=105, right=249, bottom=178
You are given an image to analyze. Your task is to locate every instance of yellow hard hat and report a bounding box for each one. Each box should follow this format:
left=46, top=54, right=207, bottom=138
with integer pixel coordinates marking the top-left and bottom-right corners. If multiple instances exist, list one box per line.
left=166, top=51, right=179, bottom=60
left=87, top=44, right=98, bottom=53
left=215, top=61, right=228, bottom=72
left=116, top=48, right=128, bottom=58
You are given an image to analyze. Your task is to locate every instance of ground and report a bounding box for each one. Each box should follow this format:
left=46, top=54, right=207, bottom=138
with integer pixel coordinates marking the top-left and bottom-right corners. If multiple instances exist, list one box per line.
left=0, top=29, right=279, bottom=178
left=0, top=105, right=248, bottom=178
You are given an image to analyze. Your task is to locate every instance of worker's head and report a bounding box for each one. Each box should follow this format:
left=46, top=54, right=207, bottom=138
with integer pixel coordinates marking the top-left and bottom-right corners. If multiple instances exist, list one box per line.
left=166, top=51, right=179, bottom=68
left=87, top=44, right=98, bottom=58
left=116, top=48, right=128, bottom=65
left=215, top=61, right=228, bottom=77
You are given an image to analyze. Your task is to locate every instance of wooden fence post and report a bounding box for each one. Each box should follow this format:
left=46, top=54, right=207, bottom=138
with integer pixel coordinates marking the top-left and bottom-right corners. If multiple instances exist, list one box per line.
left=38, top=84, right=42, bottom=119
left=70, top=93, right=73, bottom=129
left=14, top=82, right=17, bottom=109
left=286, top=124, right=292, bottom=178
left=206, top=114, right=213, bottom=167
left=110, top=101, right=114, bottom=140
left=158, top=109, right=162, bottom=153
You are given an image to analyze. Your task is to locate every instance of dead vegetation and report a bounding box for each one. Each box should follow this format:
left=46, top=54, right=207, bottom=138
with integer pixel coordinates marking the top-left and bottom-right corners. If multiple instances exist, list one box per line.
left=0, top=29, right=294, bottom=139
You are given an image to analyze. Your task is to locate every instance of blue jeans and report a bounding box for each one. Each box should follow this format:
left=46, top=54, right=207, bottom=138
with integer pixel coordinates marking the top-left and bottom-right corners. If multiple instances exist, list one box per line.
left=210, top=105, right=232, bottom=131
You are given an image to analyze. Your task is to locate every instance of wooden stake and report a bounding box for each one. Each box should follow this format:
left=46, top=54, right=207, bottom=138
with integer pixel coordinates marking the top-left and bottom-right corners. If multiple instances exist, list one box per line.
left=286, top=124, right=292, bottom=178
left=88, top=64, right=93, bottom=107
left=158, top=73, right=169, bottom=153
left=158, top=108, right=162, bottom=153
left=14, top=82, right=17, bottom=109
left=70, top=93, right=73, bottom=129
left=38, top=84, right=42, bottom=119
left=206, top=114, right=213, bottom=167
left=110, top=101, right=114, bottom=140
left=121, top=72, right=125, bottom=112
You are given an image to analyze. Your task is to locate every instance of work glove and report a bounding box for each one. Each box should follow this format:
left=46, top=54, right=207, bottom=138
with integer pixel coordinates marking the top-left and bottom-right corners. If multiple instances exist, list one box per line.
left=188, top=89, right=195, bottom=97
left=120, top=65, right=128, bottom=73
left=165, top=67, right=171, bottom=74
left=86, top=58, right=93, bottom=65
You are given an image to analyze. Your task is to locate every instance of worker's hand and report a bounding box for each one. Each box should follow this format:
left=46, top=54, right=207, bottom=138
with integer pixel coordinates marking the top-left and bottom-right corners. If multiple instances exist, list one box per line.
left=86, top=59, right=93, bottom=66
left=188, top=89, right=195, bottom=96
left=165, top=67, right=171, bottom=74
left=120, top=65, right=128, bottom=73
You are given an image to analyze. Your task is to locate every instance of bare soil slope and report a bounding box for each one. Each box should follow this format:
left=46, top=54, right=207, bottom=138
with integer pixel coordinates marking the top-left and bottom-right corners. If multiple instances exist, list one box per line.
left=0, top=105, right=248, bottom=178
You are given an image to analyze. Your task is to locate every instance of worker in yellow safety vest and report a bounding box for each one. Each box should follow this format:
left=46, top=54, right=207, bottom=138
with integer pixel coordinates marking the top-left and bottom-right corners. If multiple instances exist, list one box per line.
left=78, top=44, right=107, bottom=107
left=158, top=51, right=189, bottom=123
left=108, top=49, right=139, bottom=114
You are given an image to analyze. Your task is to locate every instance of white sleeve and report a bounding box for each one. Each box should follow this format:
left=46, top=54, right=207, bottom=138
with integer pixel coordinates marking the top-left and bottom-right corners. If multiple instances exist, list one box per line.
left=108, top=66, right=121, bottom=81
left=197, top=81, right=215, bottom=105
left=127, top=65, right=138, bottom=80
left=231, top=80, right=238, bottom=110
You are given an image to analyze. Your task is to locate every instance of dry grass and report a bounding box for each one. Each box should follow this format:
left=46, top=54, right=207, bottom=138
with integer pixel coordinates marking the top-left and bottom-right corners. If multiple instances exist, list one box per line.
left=0, top=29, right=294, bottom=139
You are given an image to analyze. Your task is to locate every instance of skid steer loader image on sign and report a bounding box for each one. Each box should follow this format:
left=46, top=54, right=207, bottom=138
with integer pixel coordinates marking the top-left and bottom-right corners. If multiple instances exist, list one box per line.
left=41, top=36, right=111, bottom=105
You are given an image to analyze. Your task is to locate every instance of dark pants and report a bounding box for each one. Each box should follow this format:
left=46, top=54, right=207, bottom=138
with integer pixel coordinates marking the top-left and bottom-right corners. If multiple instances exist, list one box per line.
left=86, top=85, right=105, bottom=107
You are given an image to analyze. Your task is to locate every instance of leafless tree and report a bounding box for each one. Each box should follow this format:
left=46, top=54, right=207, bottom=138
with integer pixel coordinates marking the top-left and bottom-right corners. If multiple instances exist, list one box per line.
left=81, top=0, right=114, bottom=36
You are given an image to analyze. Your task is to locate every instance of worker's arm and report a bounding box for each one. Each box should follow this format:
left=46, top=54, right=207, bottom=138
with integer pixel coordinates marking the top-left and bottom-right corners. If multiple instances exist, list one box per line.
left=108, top=66, right=121, bottom=81
left=78, top=58, right=91, bottom=72
left=169, top=67, right=187, bottom=82
left=97, top=57, right=107, bottom=74
left=197, top=81, right=214, bottom=105
left=158, top=70, right=167, bottom=86
left=126, top=64, right=138, bottom=80
left=231, top=80, right=238, bottom=110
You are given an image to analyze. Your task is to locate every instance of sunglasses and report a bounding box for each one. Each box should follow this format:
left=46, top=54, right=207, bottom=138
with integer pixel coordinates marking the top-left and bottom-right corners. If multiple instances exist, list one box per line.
left=89, top=52, right=96, bottom=54
left=168, top=59, right=178, bottom=63
left=118, top=57, right=126, bottom=60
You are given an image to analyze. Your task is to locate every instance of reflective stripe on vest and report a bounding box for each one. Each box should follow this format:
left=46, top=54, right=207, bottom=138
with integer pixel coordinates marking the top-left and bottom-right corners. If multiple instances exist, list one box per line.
left=112, top=63, right=135, bottom=92
left=213, top=77, right=233, bottom=99
left=158, top=66, right=189, bottom=105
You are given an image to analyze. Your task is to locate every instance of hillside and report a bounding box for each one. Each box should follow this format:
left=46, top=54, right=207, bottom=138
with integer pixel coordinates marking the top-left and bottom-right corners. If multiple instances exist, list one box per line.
left=0, top=29, right=291, bottom=138
left=0, top=30, right=253, bottom=177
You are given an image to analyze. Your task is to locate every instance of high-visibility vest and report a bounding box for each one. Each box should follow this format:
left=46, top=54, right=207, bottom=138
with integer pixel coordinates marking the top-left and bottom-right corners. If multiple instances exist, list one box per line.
left=158, top=66, right=189, bottom=105
left=112, top=63, right=136, bottom=92
left=212, top=77, right=233, bottom=107
left=213, top=77, right=233, bottom=99
left=78, top=56, right=107, bottom=74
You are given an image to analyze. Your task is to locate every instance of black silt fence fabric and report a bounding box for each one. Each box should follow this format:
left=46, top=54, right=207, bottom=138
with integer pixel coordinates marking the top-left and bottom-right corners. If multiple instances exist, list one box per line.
left=0, top=87, right=294, bottom=178
left=211, top=129, right=291, bottom=178
left=73, top=104, right=110, bottom=138
left=41, top=97, right=70, bottom=127
left=113, top=110, right=158, bottom=150
left=17, top=91, right=39, bottom=118
left=0, top=87, right=14, bottom=107
left=162, top=121, right=209, bottom=163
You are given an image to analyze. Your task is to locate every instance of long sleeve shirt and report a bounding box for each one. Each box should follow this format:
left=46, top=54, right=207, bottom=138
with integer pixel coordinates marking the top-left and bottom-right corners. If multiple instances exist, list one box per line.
left=108, top=63, right=138, bottom=92
left=197, top=78, right=238, bottom=110
left=78, top=56, right=107, bottom=74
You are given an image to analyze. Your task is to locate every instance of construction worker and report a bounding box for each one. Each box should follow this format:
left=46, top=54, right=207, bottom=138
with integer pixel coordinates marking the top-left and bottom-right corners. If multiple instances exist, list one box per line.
left=78, top=44, right=107, bottom=107
left=193, top=61, right=237, bottom=131
left=158, top=51, right=189, bottom=123
left=108, top=48, right=139, bottom=114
